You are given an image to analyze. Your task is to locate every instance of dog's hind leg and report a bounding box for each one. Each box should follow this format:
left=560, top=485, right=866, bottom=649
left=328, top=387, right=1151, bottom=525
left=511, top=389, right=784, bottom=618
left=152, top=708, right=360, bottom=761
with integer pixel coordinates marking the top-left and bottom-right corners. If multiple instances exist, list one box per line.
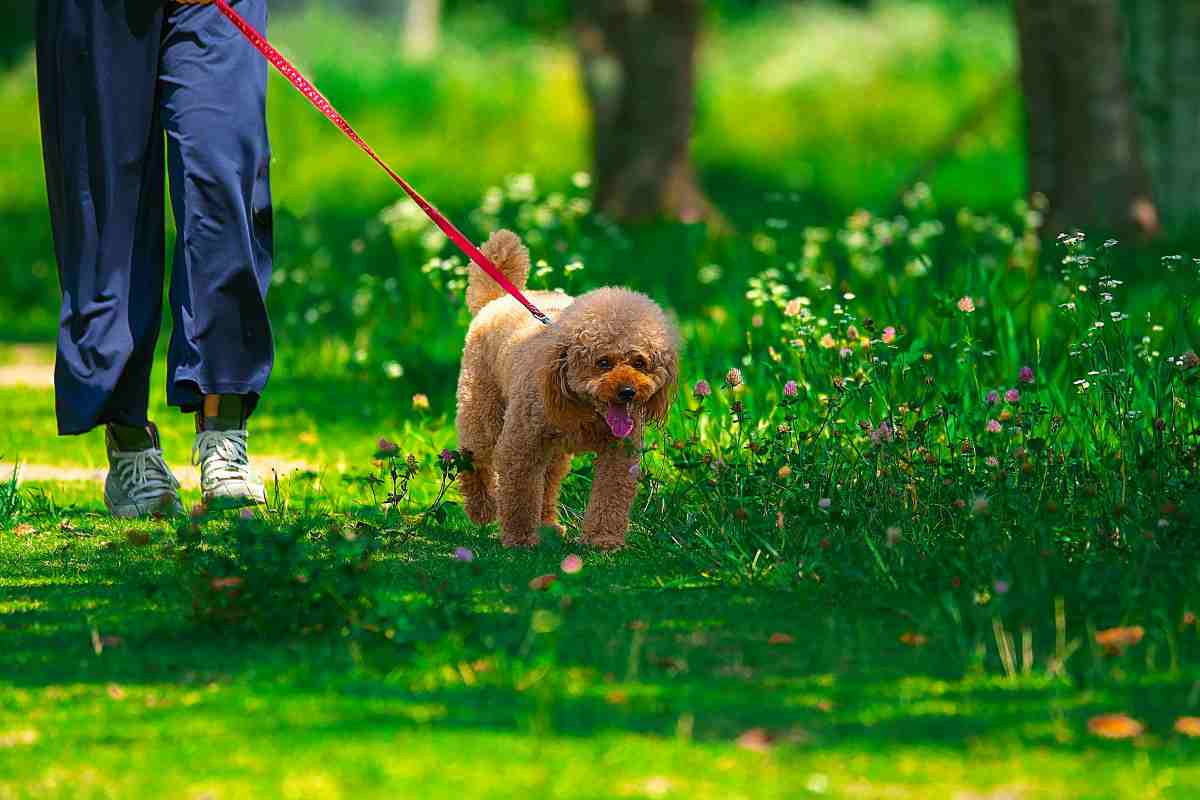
left=456, top=370, right=504, bottom=525
left=460, top=452, right=497, bottom=525
left=494, top=423, right=549, bottom=548
left=540, top=453, right=573, bottom=536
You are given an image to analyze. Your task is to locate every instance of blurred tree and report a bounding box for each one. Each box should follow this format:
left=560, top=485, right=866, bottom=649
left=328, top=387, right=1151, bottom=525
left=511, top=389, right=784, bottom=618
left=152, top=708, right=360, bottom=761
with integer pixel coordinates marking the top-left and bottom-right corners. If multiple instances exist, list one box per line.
left=0, top=4, right=34, bottom=68
left=1014, top=0, right=1159, bottom=237
left=1123, top=1, right=1200, bottom=231
left=575, top=0, right=713, bottom=223
left=402, top=0, right=441, bottom=60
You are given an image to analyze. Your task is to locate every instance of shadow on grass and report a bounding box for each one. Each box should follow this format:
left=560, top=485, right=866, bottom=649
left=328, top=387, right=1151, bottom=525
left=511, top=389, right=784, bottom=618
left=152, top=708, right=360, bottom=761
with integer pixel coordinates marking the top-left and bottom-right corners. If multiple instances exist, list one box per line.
left=3, top=514, right=1199, bottom=757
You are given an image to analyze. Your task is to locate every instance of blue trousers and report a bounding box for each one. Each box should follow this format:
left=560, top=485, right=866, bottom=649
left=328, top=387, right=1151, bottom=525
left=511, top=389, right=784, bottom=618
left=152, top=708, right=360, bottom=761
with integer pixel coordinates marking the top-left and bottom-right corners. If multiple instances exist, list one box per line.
left=36, top=0, right=273, bottom=435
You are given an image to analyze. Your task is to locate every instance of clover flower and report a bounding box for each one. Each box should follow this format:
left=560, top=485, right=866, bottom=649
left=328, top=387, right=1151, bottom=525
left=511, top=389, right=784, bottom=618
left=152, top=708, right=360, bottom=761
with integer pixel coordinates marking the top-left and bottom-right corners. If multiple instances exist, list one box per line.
left=869, top=420, right=893, bottom=446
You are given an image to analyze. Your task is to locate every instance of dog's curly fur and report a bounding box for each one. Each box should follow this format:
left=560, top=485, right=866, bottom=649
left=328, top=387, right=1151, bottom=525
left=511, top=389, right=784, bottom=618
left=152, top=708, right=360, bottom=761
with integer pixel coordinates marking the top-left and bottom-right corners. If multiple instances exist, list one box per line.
left=455, top=229, right=679, bottom=550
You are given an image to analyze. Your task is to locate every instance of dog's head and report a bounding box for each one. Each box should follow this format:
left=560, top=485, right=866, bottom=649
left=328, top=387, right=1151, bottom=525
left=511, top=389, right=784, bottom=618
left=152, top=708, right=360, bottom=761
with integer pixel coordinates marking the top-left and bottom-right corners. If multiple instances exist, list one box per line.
left=541, top=287, right=679, bottom=438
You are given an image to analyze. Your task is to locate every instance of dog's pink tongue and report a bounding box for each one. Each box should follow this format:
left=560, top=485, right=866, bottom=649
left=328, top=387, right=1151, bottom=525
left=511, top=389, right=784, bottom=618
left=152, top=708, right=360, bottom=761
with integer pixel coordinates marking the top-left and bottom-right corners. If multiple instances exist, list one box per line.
left=606, top=404, right=634, bottom=439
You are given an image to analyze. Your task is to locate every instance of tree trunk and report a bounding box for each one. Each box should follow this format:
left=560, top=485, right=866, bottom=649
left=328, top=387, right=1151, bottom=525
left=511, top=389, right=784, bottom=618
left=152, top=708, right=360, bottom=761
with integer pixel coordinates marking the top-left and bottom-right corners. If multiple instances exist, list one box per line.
left=401, top=0, right=441, bottom=61
left=574, top=0, right=713, bottom=224
left=1014, top=0, right=1159, bottom=237
left=1124, top=0, right=1200, bottom=231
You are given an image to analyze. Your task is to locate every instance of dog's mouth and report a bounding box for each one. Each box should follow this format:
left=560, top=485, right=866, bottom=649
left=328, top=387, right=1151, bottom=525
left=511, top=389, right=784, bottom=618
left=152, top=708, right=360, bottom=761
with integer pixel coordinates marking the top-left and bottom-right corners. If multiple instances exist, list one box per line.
left=605, top=403, right=635, bottom=439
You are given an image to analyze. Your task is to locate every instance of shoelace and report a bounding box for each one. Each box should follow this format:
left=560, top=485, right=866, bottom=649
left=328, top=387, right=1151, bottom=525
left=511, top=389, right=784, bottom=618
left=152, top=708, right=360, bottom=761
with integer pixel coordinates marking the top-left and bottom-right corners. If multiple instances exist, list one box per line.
left=193, top=429, right=256, bottom=483
left=110, top=448, right=180, bottom=504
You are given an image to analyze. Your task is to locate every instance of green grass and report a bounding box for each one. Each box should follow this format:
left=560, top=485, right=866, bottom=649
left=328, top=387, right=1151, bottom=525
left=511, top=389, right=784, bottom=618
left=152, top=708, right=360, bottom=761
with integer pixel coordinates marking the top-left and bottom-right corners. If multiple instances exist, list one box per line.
left=4, top=2, right=1200, bottom=796
left=3, top=502, right=1199, bottom=799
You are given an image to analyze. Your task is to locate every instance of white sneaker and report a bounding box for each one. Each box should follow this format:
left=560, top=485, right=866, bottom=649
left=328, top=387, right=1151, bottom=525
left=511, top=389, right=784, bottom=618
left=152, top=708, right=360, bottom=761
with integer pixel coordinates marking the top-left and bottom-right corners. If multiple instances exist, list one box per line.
left=193, top=428, right=267, bottom=509
left=104, top=424, right=184, bottom=518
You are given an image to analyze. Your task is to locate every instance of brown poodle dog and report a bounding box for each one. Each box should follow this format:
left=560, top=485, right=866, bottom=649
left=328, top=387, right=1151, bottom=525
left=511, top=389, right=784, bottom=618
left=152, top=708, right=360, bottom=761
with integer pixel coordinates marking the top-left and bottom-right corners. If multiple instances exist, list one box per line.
left=455, top=230, right=679, bottom=550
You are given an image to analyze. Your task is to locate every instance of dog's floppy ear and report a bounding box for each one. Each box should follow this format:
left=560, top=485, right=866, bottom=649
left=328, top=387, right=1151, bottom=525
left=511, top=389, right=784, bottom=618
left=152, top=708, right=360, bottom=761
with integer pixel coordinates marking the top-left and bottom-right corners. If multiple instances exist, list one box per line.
left=542, top=343, right=590, bottom=432
left=644, top=348, right=679, bottom=426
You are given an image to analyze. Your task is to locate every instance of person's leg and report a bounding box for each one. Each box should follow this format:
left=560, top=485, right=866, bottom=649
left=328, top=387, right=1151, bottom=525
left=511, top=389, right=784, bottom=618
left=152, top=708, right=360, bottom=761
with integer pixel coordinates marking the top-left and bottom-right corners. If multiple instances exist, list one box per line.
left=159, top=0, right=274, bottom=420
left=36, top=0, right=168, bottom=436
left=160, top=0, right=273, bottom=506
left=36, top=0, right=183, bottom=516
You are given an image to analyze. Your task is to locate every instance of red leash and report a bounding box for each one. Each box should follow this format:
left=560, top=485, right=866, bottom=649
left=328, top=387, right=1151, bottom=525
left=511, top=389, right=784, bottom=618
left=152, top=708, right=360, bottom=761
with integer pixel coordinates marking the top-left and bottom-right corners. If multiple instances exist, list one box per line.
left=213, top=0, right=551, bottom=326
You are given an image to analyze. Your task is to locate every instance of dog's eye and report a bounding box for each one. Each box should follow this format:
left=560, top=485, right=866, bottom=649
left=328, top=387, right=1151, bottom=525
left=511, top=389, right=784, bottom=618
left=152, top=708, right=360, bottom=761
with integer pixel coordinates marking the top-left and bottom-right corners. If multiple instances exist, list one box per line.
left=597, top=358, right=612, bottom=370
left=632, top=355, right=648, bottom=370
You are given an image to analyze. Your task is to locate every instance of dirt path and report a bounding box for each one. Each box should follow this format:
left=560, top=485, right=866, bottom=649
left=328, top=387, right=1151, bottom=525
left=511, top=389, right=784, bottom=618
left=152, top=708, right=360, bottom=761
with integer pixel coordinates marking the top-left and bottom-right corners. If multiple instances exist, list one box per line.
left=2, top=346, right=325, bottom=486
left=9, top=458, right=321, bottom=488
left=0, top=345, right=53, bottom=388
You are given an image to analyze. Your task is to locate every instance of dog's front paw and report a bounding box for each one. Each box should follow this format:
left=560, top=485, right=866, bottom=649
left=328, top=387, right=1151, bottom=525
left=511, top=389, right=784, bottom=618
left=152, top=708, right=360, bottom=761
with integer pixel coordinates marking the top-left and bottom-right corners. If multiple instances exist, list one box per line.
left=465, top=494, right=497, bottom=525
left=584, top=535, right=626, bottom=551
left=581, top=526, right=626, bottom=551
left=501, top=531, right=540, bottom=548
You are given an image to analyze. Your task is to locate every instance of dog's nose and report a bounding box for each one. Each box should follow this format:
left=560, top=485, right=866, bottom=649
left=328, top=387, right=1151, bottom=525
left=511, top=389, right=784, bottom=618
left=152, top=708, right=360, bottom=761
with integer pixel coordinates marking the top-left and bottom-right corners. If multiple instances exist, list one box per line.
left=618, top=385, right=636, bottom=402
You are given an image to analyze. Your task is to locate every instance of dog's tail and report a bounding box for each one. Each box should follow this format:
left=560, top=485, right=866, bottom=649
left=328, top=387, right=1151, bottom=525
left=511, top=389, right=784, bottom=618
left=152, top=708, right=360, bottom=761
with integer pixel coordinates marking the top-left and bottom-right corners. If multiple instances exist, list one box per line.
left=466, top=229, right=531, bottom=316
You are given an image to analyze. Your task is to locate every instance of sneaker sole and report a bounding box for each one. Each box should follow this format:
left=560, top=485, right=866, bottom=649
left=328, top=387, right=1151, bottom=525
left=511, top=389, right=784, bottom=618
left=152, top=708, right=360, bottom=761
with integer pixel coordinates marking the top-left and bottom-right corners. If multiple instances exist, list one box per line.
left=202, top=487, right=268, bottom=511
left=105, top=491, right=184, bottom=519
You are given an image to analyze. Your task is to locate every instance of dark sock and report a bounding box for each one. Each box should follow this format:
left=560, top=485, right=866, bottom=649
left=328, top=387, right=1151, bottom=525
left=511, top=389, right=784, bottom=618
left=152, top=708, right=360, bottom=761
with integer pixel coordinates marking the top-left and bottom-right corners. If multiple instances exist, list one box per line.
left=107, top=423, right=157, bottom=452
left=199, top=396, right=248, bottom=432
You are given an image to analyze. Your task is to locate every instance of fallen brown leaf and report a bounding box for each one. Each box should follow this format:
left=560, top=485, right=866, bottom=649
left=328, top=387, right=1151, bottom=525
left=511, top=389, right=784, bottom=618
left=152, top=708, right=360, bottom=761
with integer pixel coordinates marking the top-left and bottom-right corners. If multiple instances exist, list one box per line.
left=1174, top=717, right=1200, bottom=737
left=126, top=530, right=152, bottom=546
left=768, top=632, right=795, bottom=645
left=12, top=524, right=35, bottom=537
left=209, top=576, right=244, bottom=591
left=528, top=574, right=557, bottom=591
left=107, top=683, right=126, bottom=701
left=899, top=631, right=928, bottom=647
left=1095, top=626, right=1144, bottom=655
left=650, top=655, right=686, bottom=673
left=736, top=727, right=774, bottom=752
left=1087, top=713, right=1144, bottom=739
